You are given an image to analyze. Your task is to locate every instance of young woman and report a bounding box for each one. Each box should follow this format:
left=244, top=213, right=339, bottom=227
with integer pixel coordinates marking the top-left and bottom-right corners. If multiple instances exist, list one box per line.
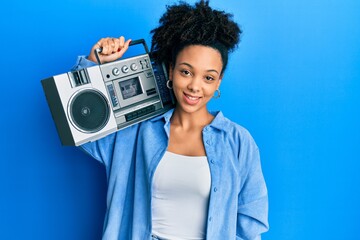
left=73, top=1, right=269, bottom=239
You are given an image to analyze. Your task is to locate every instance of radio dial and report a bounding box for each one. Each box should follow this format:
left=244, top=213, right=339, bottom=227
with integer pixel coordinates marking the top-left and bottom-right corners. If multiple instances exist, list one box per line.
left=122, top=65, right=129, bottom=73
left=130, top=63, right=138, bottom=71
left=112, top=68, right=120, bottom=76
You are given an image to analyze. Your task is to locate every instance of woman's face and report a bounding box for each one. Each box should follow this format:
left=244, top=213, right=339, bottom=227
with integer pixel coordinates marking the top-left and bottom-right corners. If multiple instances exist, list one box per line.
left=169, top=45, right=223, bottom=115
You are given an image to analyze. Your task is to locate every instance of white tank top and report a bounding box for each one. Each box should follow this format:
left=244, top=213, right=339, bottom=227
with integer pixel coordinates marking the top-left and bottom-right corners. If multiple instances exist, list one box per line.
left=151, top=151, right=211, bottom=240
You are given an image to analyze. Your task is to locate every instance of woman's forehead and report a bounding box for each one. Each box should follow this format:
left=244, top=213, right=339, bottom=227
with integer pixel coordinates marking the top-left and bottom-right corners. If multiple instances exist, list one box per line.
left=175, top=45, right=223, bottom=72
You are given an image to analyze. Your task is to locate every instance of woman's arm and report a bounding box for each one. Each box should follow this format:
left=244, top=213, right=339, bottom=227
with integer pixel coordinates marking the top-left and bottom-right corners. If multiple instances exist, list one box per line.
left=73, top=36, right=132, bottom=166
left=236, top=137, right=269, bottom=239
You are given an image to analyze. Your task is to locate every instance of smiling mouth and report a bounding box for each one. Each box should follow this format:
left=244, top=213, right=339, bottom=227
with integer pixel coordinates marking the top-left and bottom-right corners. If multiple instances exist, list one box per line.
left=183, top=92, right=201, bottom=105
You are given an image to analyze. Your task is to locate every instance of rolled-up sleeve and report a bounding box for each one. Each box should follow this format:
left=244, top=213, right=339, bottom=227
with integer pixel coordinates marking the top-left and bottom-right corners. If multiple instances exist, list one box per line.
left=71, top=55, right=96, bottom=71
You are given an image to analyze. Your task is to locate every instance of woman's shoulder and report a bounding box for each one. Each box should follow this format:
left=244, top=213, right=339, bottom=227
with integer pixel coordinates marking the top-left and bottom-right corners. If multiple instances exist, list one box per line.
left=211, top=111, right=257, bottom=146
left=211, top=111, right=252, bottom=134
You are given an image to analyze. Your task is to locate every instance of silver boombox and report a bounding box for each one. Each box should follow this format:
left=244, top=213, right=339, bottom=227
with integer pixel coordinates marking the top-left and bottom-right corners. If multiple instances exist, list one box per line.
left=41, top=39, right=175, bottom=146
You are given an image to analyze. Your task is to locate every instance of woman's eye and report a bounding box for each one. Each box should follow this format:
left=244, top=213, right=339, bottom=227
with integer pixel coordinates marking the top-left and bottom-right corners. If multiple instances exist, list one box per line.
left=205, top=76, right=215, bottom=81
left=181, top=70, right=191, bottom=76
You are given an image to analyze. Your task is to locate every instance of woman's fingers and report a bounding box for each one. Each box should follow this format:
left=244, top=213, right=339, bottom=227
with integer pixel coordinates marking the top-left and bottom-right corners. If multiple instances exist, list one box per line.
left=116, top=38, right=131, bottom=59
left=88, top=36, right=131, bottom=64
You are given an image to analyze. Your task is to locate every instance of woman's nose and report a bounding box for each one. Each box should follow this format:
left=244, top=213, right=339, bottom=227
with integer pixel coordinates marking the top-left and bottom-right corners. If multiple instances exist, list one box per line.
left=187, top=77, right=201, bottom=93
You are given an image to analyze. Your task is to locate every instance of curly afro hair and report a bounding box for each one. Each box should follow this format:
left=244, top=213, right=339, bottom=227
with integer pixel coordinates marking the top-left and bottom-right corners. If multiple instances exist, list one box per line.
left=150, top=0, right=242, bottom=74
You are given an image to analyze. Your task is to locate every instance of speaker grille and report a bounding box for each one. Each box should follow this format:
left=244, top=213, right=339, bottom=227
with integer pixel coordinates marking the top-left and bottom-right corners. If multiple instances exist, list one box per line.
left=69, top=89, right=110, bottom=133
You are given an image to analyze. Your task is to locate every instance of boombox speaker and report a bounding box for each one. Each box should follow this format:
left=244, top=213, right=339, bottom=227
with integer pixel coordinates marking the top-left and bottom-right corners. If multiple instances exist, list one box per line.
left=42, top=39, right=174, bottom=146
left=41, top=66, right=118, bottom=146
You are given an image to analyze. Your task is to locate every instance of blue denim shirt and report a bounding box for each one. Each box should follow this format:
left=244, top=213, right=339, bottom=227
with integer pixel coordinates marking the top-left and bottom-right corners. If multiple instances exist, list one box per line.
left=75, top=56, right=269, bottom=239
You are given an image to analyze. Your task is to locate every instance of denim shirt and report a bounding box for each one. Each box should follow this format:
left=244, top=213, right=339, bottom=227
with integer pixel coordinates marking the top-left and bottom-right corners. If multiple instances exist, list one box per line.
left=75, top=56, right=269, bottom=239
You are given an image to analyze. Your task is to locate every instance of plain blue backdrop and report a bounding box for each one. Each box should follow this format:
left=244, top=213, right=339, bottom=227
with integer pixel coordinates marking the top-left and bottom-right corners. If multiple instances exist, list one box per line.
left=1, top=0, right=359, bottom=239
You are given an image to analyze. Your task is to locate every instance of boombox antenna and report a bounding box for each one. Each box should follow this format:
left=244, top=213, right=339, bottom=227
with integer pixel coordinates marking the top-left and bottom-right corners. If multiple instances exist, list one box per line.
left=94, top=39, right=149, bottom=65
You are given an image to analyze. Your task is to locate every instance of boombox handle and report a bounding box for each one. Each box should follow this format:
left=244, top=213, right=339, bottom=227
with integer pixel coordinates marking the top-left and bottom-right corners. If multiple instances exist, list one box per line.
left=94, top=39, right=149, bottom=65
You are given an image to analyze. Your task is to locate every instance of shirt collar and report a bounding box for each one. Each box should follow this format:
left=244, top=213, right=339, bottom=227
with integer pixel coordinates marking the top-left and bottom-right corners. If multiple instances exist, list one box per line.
left=208, top=110, right=230, bottom=132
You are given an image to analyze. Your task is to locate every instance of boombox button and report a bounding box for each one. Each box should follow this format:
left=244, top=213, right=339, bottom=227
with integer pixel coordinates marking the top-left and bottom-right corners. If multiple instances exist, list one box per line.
left=122, top=65, right=129, bottom=73
left=112, top=68, right=120, bottom=76
left=130, top=63, right=138, bottom=71
left=145, top=71, right=153, bottom=78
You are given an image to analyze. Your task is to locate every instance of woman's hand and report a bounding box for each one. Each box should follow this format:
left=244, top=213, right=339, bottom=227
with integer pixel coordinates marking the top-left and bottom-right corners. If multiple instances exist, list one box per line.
left=87, top=36, right=131, bottom=64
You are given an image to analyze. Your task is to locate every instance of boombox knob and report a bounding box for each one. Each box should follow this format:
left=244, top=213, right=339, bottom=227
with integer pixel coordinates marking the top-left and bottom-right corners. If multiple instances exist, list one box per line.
left=130, top=63, right=138, bottom=71
left=122, top=65, right=129, bottom=73
left=112, top=68, right=120, bottom=76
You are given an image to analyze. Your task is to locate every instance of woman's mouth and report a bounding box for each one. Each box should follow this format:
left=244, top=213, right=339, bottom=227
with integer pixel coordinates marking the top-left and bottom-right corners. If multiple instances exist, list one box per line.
left=183, top=92, right=201, bottom=105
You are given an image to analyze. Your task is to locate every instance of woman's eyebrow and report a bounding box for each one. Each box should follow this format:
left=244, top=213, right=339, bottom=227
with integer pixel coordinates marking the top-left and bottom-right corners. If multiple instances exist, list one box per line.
left=179, top=62, right=193, bottom=68
left=178, top=62, right=219, bottom=75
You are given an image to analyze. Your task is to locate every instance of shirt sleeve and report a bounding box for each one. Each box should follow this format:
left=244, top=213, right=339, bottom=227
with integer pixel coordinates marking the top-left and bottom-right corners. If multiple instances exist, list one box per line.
left=71, top=55, right=97, bottom=71
left=236, top=136, right=269, bottom=239
left=78, top=122, right=140, bottom=170
left=78, top=132, right=117, bottom=166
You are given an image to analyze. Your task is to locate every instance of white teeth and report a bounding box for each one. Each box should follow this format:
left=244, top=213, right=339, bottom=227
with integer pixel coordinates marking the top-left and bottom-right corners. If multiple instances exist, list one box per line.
left=185, top=93, right=199, bottom=100
left=188, top=96, right=198, bottom=100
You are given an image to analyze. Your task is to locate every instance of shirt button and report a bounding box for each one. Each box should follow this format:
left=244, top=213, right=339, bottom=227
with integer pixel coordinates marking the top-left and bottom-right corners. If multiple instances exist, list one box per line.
left=210, top=159, right=215, bottom=164
left=214, top=187, right=218, bottom=192
left=206, top=140, right=212, bottom=145
left=209, top=217, right=212, bottom=222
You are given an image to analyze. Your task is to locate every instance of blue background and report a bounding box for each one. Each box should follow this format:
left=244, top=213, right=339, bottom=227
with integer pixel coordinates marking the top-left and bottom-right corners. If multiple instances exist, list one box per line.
left=1, top=0, right=359, bottom=239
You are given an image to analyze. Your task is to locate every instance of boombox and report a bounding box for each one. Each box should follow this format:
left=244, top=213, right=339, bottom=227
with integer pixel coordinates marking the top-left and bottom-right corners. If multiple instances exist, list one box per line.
left=41, top=39, right=175, bottom=146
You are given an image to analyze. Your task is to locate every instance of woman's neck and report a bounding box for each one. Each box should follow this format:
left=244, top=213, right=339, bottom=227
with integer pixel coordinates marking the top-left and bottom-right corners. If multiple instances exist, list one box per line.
left=171, top=107, right=214, bottom=131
